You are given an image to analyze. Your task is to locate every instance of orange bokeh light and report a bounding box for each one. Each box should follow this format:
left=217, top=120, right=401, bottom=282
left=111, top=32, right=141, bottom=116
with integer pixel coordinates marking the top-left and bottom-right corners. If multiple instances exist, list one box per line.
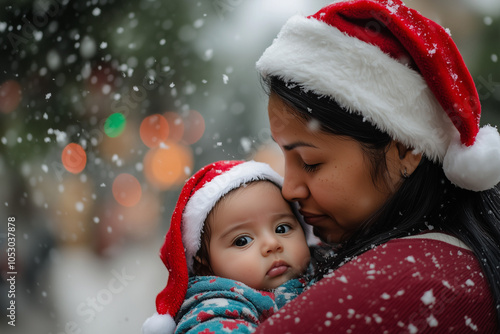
left=163, top=111, right=185, bottom=143
left=181, top=110, right=205, bottom=145
left=0, top=80, right=22, bottom=114
left=61, top=143, right=87, bottom=174
left=112, top=173, right=142, bottom=207
left=143, top=140, right=193, bottom=190
left=139, top=114, right=169, bottom=148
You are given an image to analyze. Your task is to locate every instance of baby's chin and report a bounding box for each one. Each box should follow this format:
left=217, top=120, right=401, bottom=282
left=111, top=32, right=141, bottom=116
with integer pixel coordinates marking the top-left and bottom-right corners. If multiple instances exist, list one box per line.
left=259, top=273, right=301, bottom=291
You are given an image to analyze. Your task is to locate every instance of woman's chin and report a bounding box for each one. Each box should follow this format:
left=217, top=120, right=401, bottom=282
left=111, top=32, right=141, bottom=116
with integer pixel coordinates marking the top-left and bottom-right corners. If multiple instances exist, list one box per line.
left=313, top=227, right=345, bottom=244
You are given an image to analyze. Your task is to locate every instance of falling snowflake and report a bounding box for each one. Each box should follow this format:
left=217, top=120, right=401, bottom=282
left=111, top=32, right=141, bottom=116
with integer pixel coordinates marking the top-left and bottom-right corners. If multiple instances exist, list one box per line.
left=421, top=289, right=435, bottom=305
left=405, top=255, right=416, bottom=263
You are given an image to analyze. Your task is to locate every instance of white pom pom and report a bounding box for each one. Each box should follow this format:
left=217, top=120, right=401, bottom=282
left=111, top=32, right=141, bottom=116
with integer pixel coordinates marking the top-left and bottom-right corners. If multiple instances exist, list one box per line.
left=443, top=125, right=500, bottom=191
left=142, top=313, right=176, bottom=334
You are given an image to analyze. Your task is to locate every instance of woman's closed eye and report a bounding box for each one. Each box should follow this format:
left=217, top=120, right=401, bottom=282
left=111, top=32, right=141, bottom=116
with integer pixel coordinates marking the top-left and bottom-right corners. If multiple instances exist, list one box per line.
left=302, top=162, right=320, bottom=172
left=233, top=235, right=253, bottom=247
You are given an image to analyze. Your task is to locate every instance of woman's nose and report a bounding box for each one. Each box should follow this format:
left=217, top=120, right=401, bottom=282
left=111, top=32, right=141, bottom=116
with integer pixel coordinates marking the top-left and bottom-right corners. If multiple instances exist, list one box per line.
left=281, top=167, right=309, bottom=202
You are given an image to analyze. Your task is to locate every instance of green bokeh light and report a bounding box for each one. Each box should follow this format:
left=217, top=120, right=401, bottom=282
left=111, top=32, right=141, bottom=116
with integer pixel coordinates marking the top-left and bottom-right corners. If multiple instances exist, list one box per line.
left=104, top=113, right=126, bottom=138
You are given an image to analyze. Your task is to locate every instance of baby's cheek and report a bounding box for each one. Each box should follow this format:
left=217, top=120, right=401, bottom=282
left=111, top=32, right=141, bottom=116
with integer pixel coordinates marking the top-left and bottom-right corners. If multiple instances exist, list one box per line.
left=297, top=249, right=312, bottom=273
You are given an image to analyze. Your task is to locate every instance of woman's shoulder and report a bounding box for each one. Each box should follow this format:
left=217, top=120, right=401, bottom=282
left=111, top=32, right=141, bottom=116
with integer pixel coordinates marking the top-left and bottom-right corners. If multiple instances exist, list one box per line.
left=338, top=232, right=479, bottom=283
left=256, top=233, right=497, bottom=333
left=388, top=231, right=472, bottom=251
left=315, top=233, right=494, bottom=327
left=308, top=232, right=481, bottom=290
left=318, top=233, right=476, bottom=280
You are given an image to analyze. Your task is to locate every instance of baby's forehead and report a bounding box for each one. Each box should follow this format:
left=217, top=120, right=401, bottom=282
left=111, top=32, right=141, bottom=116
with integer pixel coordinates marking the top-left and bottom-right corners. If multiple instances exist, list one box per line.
left=221, top=179, right=283, bottom=200
left=227, top=180, right=290, bottom=205
left=210, top=180, right=296, bottom=219
left=204, top=178, right=301, bottom=234
left=241, top=179, right=281, bottom=191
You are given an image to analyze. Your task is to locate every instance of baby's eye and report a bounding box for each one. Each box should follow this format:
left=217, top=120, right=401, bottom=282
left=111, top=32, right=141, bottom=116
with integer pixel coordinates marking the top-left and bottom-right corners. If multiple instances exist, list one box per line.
left=234, top=236, right=252, bottom=247
left=276, top=224, right=291, bottom=234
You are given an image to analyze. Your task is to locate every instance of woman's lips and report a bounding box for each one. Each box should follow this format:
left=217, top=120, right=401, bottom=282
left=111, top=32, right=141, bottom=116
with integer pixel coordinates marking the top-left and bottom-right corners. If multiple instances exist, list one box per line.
left=267, top=261, right=289, bottom=278
left=299, top=210, right=327, bottom=225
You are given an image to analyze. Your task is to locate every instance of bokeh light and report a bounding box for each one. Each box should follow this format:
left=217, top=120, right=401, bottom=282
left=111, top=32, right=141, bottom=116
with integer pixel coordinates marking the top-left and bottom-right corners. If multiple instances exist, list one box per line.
left=49, top=175, right=95, bottom=246
left=163, top=111, right=185, bottom=143
left=112, top=173, right=142, bottom=207
left=104, top=112, right=127, bottom=138
left=61, top=143, right=87, bottom=174
left=252, top=143, right=285, bottom=177
left=139, top=114, right=169, bottom=148
left=143, top=140, right=193, bottom=190
left=0, top=80, right=22, bottom=114
left=99, top=117, right=140, bottom=165
left=181, top=109, right=205, bottom=145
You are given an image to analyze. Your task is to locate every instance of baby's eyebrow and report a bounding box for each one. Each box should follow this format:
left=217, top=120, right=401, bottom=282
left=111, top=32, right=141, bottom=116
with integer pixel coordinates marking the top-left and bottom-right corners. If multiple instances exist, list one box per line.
left=218, top=221, right=252, bottom=240
left=217, top=212, right=298, bottom=240
left=272, top=212, right=299, bottom=220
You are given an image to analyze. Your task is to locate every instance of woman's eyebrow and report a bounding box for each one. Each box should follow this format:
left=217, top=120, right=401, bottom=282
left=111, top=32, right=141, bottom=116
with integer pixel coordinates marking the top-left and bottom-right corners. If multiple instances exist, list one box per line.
left=283, top=141, right=317, bottom=151
left=270, top=136, right=317, bottom=151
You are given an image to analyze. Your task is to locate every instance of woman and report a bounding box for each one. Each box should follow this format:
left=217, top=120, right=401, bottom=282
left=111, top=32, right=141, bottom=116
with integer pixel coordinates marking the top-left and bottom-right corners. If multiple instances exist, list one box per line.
left=255, top=0, right=500, bottom=332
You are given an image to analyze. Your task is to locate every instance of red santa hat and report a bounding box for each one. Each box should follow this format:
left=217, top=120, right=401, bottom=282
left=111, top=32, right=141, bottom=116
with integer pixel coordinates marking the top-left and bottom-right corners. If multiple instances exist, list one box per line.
left=142, top=160, right=311, bottom=334
left=257, top=0, right=500, bottom=191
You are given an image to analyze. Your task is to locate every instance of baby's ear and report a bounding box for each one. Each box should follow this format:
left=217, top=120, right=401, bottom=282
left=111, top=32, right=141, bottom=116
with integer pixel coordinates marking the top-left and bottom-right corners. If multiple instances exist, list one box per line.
left=193, top=255, right=212, bottom=276
left=194, top=255, right=208, bottom=266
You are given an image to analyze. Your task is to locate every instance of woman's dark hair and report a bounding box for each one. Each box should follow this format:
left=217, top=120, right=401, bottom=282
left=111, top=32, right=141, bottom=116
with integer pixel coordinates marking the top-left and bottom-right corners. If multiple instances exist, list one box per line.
left=265, top=75, right=500, bottom=325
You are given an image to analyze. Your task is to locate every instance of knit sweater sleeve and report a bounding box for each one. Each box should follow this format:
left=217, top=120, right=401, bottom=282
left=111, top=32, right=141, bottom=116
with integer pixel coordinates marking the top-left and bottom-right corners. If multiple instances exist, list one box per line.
left=255, top=238, right=497, bottom=333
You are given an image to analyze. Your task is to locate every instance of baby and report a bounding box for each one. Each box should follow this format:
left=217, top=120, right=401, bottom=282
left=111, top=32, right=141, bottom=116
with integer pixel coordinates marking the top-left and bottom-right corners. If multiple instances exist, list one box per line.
left=143, top=160, right=313, bottom=334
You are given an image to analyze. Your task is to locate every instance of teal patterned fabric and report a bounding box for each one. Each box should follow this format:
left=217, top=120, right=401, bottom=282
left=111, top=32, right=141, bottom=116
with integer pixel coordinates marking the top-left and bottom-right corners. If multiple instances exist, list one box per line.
left=174, top=276, right=307, bottom=334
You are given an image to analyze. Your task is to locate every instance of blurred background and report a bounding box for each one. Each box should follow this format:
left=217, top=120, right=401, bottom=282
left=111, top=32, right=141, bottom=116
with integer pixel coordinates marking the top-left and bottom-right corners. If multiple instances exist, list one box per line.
left=0, top=0, right=499, bottom=333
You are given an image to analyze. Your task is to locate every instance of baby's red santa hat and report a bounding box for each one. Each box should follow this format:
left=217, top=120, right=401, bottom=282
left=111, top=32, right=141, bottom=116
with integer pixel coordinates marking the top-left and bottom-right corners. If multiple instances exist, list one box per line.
left=257, top=0, right=500, bottom=191
left=142, top=160, right=313, bottom=334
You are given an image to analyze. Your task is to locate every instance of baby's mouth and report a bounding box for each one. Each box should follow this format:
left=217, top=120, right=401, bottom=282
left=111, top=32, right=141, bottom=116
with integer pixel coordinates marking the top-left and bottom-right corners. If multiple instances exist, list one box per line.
left=267, top=261, right=289, bottom=278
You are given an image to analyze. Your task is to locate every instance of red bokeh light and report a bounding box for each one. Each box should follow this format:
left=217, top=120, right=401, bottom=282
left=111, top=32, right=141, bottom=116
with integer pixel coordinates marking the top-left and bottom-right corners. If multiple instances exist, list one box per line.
left=0, top=80, right=22, bottom=114
left=112, top=173, right=142, bottom=207
left=61, top=143, right=87, bottom=174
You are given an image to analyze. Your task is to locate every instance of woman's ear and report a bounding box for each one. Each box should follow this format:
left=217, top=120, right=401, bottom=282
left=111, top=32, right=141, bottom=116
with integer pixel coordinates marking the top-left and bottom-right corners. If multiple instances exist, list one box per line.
left=395, top=141, right=422, bottom=177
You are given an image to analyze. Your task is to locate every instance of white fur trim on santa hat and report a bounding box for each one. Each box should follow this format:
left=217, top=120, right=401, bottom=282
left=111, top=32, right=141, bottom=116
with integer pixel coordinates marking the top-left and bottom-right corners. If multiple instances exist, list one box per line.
left=142, top=312, right=176, bottom=334
left=182, top=160, right=284, bottom=272
left=257, top=15, right=457, bottom=163
left=443, top=125, right=500, bottom=191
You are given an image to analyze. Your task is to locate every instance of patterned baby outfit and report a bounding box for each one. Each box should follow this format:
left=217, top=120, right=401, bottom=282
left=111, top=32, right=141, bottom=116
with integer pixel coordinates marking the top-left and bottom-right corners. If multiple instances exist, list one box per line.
left=174, top=276, right=307, bottom=333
